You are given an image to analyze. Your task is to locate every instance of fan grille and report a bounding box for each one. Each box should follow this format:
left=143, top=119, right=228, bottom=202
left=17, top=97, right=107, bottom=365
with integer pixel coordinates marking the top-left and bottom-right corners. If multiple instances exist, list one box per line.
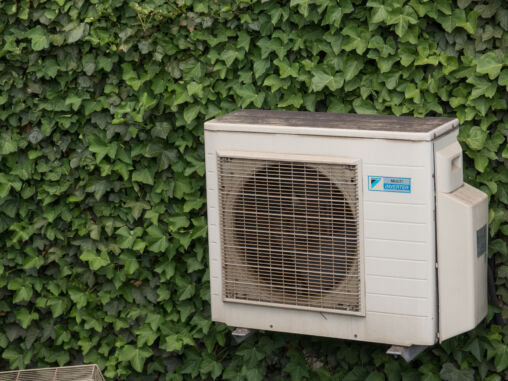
left=218, top=155, right=361, bottom=313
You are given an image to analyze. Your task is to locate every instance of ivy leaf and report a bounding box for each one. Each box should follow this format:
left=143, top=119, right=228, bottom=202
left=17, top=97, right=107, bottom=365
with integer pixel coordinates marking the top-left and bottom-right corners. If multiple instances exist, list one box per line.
left=274, top=58, right=299, bottom=78
left=365, top=371, right=385, bottom=381
left=235, top=85, right=261, bottom=108
left=119, top=345, right=152, bottom=373
left=146, top=225, right=169, bottom=253
left=499, top=69, right=508, bottom=87
left=438, top=13, right=457, bottom=33
left=8, top=278, right=33, bottom=303
left=124, top=201, right=150, bottom=219
left=343, top=57, right=364, bottom=81
left=494, top=342, right=508, bottom=372
left=343, top=366, right=369, bottom=381
left=68, top=288, right=88, bottom=309
left=47, top=298, right=69, bottom=318
left=324, top=5, right=343, bottom=27
left=353, top=98, right=377, bottom=114
left=342, top=23, right=369, bottom=54
left=290, top=0, right=310, bottom=18
left=2, top=347, right=24, bottom=369
left=458, top=0, right=473, bottom=8
left=200, top=355, right=223, bottom=380
left=466, top=338, right=483, bottom=362
left=88, top=134, right=117, bottom=163
left=122, top=63, right=145, bottom=90
left=253, top=59, right=270, bottom=78
left=136, top=325, right=158, bottom=347
left=166, top=215, right=190, bottom=230
left=132, top=168, right=155, bottom=185
left=173, top=174, right=193, bottom=199
left=183, top=104, right=201, bottom=123
left=502, top=144, right=508, bottom=159
left=80, top=249, right=110, bottom=270
left=191, top=216, right=208, bottom=239
left=278, top=93, right=303, bottom=108
left=82, top=54, right=96, bottom=76
left=116, top=227, right=137, bottom=248
left=0, top=333, right=7, bottom=349
left=222, top=49, right=242, bottom=66
left=241, top=365, right=265, bottom=381
left=162, top=334, right=185, bottom=352
left=186, top=82, right=203, bottom=98
left=387, top=6, right=418, bottom=37
left=284, top=359, right=309, bottom=380
left=119, top=252, right=139, bottom=275
left=440, top=363, right=474, bottom=381
left=237, top=346, right=265, bottom=368
left=66, top=23, right=87, bottom=43
left=15, top=308, right=39, bottom=329
left=367, top=0, right=388, bottom=23
left=26, top=26, right=49, bottom=51
left=476, top=52, right=503, bottom=79
left=465, top=126, right=487, bottom=150
left=155, top=260, right=176, bottom=280
left=236, top=31, right=251, bottom=52
left=178, top=283, right=195, bottom=301
left=311, top=70, right=344, bottom=91
left=179, top=349, right=202, bottom=376
left=28, top=127, right=43, bottom=144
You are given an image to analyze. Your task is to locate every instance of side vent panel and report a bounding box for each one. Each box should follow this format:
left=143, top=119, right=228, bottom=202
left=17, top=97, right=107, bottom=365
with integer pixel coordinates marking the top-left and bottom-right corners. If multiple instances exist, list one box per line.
left=218, top=153, right=362, bottom=314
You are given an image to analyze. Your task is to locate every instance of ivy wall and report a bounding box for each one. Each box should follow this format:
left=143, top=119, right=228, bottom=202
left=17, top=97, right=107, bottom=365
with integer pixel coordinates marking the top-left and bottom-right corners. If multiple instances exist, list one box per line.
left=0, top=0, right=507, bottom=380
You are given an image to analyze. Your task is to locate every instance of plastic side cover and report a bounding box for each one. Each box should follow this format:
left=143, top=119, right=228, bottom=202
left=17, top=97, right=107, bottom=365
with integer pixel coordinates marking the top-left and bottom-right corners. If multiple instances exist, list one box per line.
left=437, top=184, right=488, bottom=342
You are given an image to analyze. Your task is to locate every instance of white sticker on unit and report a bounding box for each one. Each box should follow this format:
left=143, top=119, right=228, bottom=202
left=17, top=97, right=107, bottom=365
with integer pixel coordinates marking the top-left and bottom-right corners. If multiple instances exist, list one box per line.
left=368, top=176, right=411, bottom=193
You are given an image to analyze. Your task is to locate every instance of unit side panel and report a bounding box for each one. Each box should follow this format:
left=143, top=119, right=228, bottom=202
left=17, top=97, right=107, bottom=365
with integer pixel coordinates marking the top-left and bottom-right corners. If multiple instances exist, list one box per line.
left=205, top=131, right=225, bottom=322
left=205, top=131, right=437, bottom=345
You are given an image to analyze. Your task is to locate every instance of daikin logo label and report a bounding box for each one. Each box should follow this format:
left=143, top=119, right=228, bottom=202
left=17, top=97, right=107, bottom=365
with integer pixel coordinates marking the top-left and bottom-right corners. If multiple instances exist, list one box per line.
left=370, top=177, right=382, bottom=189
left=368, top=176, right=411, bottom=193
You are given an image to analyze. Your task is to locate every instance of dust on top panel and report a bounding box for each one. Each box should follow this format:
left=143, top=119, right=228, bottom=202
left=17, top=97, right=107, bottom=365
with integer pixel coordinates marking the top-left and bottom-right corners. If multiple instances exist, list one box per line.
left=205, top=109, right=458, bottom=141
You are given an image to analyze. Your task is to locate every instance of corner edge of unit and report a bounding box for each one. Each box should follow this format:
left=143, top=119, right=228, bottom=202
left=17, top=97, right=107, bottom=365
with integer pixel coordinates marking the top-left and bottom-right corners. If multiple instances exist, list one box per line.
left=203, top=120, right=216, bottom=130
left=428, top=118, right=460, bottom=141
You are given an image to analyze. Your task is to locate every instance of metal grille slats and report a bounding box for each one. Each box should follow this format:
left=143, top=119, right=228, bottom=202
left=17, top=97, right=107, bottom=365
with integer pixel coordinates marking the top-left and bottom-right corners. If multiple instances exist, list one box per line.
left=0, top=365, right=104, bottom=381
left=218, top=156, right=361, bottom=313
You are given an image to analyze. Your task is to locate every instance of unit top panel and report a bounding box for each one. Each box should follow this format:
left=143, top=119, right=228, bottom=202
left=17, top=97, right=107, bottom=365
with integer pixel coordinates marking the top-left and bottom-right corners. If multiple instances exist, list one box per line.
left=205, top=109, right=459, bottom=141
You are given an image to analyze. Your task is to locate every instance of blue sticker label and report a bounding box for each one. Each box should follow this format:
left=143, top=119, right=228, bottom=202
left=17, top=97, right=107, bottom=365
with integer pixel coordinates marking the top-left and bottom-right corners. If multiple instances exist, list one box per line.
left=368, top=176, right=411, bottom=193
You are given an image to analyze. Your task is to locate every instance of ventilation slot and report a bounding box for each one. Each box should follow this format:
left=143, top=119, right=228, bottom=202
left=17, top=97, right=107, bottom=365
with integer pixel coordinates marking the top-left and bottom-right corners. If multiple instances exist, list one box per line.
left=218, top=156, right=361, bottom=314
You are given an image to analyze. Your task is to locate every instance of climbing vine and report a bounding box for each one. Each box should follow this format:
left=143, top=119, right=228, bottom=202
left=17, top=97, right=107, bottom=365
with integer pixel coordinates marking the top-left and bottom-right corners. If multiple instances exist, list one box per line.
left=0, top=0, right=507, bottom=379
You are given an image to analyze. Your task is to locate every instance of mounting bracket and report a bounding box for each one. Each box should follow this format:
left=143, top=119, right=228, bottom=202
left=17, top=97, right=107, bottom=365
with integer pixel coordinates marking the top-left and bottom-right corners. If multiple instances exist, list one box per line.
left=386, top=345, right=428, bottom=362
left=231, top=327, right=254, bottom=344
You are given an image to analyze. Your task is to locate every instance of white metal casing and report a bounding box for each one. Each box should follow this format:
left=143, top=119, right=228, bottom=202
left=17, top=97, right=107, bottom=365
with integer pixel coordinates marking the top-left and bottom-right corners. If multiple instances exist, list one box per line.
left=204, top=110, right=488, bottom=346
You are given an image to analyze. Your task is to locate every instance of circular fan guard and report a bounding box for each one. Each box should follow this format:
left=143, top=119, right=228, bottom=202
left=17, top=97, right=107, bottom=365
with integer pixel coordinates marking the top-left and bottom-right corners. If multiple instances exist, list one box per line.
left=232, top=162, right=357, bottom=300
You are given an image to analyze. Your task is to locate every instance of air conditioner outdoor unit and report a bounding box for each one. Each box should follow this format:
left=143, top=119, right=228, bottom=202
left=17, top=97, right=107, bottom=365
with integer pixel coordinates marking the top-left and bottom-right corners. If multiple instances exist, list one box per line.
left=204, top=110, right=488, bottom=347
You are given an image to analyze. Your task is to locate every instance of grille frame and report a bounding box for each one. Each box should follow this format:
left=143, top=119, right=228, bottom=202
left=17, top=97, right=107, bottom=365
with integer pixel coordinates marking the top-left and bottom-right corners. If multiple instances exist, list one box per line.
left=0, top=364, right=105, bottom=381
left=217, top=150, right=365, bottom=316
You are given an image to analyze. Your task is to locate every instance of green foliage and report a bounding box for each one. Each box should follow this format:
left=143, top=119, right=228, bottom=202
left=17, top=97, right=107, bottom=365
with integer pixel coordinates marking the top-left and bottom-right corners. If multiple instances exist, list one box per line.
left=0, top=0, right=507, bottom=379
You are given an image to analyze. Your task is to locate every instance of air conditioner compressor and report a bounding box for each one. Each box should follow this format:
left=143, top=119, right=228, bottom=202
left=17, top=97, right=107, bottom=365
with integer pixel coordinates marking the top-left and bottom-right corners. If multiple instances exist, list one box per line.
left=204, top=110, right=488, bottom=347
